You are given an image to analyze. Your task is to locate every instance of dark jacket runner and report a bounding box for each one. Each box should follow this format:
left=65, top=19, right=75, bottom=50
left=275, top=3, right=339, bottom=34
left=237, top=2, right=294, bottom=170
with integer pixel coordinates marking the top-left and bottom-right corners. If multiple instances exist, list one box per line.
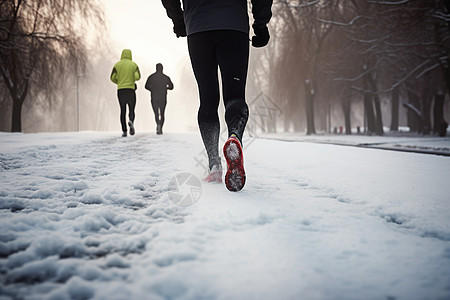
left=145, top=64, right=174, bottom=102
left=161, top=0, right=272, bottom=36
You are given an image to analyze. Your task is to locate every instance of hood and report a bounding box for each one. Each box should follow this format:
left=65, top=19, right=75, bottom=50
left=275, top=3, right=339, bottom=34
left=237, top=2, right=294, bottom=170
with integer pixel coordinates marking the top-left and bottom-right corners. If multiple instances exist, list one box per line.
left=121, top=49, right=132, bottom=60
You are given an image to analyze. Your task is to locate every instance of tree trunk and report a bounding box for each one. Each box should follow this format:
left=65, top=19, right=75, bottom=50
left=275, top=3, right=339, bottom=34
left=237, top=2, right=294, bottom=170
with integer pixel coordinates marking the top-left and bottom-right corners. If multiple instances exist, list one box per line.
left=373, top=94, right=384, bottom=135
left=1, top=60, right=29, bottom=132
left=305, top=80, right=316, bottom=135
left=406, top=91, right=421, bottom=133
left=342, top=97, right=352, bottom=135
left=268, top=114, right=277, bottom=133
left=363, top=74, right=376, bottom=134
left=11, top=99, right=23, bottom=132
left=259, top=114, right=266, bottom=133
left=441, top=56, right=450, bottom=95
left=406, top=109, right=419, bottom=132
left=10, top=81, right=28, bottom=132
left=283, top=114, right=290, bottom=132
left=367, top=73, right=384, bottom=136
left=390, top=86, right=399, bottom=131
left=364, top=95, right=376, bottom=134
left=433, top=93, right=445, bottom=135
left=421, top=89, right=432, bottom=134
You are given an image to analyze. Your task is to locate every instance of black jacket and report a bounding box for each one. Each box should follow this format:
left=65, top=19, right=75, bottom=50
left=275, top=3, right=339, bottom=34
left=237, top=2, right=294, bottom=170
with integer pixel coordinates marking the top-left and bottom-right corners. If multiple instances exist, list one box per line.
left=145, top=71, right=174, bottom=100
left=161, top=0, right=272, bottom=36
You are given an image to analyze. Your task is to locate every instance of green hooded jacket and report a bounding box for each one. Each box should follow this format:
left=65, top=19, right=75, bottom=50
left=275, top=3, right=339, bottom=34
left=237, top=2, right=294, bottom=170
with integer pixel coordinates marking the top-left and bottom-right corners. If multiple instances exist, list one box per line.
left=110, top=49, right=141, bottom=90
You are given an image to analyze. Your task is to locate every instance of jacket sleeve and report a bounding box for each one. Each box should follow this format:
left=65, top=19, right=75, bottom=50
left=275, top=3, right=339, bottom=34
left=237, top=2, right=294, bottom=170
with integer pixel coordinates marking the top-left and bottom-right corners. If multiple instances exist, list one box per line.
left=166, top=76, right=174, bottom=90
left=110, top=67, right=118, bottom=84
left=135, top=65, right=141, bottom=81
left=145, top=76, right=152, bottom=91
left=251, top=0, right=273, bottom=28
left=161, top=0, right=184, bottom=24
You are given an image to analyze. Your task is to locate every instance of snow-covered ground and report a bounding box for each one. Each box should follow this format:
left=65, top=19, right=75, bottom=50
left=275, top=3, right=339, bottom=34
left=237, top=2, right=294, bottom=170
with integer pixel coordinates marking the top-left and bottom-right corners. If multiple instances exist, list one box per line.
left=0, top=131, right=449, bottom=300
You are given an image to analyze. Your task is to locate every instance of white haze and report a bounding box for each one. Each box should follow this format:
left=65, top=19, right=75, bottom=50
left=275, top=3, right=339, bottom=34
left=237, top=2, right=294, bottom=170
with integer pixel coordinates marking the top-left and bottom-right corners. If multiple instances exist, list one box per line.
left=93, top=0, right=199, bottom=133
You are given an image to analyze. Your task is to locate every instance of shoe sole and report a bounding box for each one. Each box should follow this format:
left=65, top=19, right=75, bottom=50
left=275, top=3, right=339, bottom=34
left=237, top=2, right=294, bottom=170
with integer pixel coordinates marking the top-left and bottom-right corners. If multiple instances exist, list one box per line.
left=223, top=137, right=246, bottom=192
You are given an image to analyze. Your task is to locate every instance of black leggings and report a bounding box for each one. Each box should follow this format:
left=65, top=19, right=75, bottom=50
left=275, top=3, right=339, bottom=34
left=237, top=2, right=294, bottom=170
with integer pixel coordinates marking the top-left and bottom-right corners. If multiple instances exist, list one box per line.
left=188, top=30, right=249, bottom=169
left=151, top=100, right=167, bottom=127
left=117, top=88, right=136, bottom=133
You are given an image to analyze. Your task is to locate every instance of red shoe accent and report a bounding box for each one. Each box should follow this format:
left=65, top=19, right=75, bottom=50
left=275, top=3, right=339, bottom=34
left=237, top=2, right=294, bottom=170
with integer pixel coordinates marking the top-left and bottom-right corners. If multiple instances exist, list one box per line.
left=223, top=136, right=246, bottom=191
left=203, top=168, right=222, bottom=183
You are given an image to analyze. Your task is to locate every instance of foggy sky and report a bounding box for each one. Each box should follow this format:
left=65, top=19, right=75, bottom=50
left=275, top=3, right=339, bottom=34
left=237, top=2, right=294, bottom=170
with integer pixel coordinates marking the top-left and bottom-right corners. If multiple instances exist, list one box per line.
left=103, top=0, right=188, bottom=73
left=101, top=0, right=198, bottom=133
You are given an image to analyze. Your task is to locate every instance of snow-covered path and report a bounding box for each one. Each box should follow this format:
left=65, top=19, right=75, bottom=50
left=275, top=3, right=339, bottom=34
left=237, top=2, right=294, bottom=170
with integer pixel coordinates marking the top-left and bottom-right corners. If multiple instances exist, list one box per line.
left=0, top=132, right=449, bottom=300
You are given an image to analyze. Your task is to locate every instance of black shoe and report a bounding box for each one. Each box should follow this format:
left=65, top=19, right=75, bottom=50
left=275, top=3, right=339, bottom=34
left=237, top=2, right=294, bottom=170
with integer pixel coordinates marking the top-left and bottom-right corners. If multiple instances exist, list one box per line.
left=122, top=132, right=127, bottom=137
left=128, top=121, right=135, bottom=135
left=156, top=124, right=162, bottom=135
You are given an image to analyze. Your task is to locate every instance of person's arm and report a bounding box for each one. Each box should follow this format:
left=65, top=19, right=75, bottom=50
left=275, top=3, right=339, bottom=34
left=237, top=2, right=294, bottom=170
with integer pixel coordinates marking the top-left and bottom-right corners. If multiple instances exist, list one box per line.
left=161, top=0, right=186, bottom=37
left=251, top=0, right=272, bottom=28
left=250, top=0, right=273, bottom=47
left=135, top=65, right=141, bottom=81
left=167, top=76, right=174, bottom=90
left=145, top=76, right=152, bottom=91
left=110, top=67, right=118, bottom=84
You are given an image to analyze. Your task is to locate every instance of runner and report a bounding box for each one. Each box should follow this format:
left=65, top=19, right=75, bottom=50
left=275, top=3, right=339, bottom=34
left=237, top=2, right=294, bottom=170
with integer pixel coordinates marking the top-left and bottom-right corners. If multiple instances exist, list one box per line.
left=110, top=49, right=141, bottom=137
left=161, top=0, right=273, bottom=191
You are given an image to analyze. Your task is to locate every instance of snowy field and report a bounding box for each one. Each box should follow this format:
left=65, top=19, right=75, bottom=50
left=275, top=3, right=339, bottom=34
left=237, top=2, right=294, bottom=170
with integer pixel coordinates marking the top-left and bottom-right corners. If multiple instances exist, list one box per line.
left=0, top=131, right=449, bottom=300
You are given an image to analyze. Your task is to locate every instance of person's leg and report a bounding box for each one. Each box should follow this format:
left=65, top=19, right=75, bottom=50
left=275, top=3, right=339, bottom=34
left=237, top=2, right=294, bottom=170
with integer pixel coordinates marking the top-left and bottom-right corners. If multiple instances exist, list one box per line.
left=160, top=101, right=167, bottom=128
left=117, top=89, right=128, bottom=133
left=151, top=100, right=160, bottom=125
left=188, top=32, right=221, bottom=170
left=121, top=89, right=136, bottom=135
left=216, top=30, right=249, bottom=191
left=216, top=30, right=250, bottom=143
left=128, top=89, right=136, bottom=124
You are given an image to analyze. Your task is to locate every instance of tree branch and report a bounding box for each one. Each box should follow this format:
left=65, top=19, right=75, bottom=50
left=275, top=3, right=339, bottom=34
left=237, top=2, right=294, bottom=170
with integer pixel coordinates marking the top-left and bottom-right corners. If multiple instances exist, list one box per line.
left=368, top=0, right=411, bottom=5
left=317, top=15, right=365, bottom=26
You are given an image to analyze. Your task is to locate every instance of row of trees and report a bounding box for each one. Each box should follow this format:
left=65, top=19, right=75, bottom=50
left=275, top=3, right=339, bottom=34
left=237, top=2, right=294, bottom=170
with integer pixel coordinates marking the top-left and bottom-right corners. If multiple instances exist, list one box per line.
left=1, top=1, right=449, bottom=135
left=250, top=0, right=450, bottom=135
left=0, top=0, right=104, bottom=132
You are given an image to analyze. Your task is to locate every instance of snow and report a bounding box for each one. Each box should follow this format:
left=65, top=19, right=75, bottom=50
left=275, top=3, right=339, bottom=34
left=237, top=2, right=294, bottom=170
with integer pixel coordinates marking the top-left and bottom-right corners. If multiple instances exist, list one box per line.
left=0, top=131, right=449, bottom=300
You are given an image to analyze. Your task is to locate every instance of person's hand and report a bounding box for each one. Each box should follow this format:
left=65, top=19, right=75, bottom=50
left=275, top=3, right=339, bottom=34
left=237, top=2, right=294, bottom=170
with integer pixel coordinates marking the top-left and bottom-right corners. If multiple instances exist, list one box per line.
left=173, top=19, right=186, bottom=38
left=251, top=25, right=270, bottom=47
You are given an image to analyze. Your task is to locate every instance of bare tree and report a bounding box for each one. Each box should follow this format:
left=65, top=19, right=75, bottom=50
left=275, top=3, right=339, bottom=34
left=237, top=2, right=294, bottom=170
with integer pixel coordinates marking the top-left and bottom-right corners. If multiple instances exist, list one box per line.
left=0, top=0, right=104, bottom=132
left=329, top=1, right=449, bottom=134
left=248, top=0, right=450, bottom=136
left=277, top=0, right=338, bottom=135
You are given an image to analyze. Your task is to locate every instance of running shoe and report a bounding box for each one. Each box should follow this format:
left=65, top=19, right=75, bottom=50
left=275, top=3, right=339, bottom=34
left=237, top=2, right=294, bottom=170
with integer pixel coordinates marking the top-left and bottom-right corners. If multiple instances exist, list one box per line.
left=203, top=164, right=222, bottom=183
left=223, top=134, right=246, bottom=191
left=128, top=121, right=135, bottom=136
